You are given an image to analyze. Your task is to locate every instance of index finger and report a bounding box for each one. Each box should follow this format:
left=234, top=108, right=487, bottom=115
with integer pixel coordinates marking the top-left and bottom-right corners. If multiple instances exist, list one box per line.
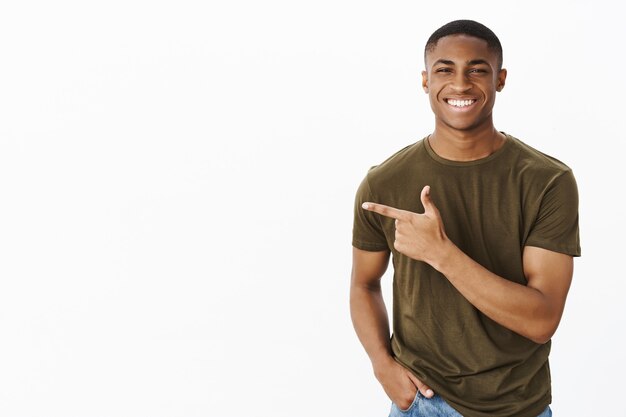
left=362, top=202, right=411, bottom=220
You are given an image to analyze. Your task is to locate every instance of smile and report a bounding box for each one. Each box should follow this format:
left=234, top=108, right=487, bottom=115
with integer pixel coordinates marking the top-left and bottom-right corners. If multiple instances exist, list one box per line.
left=445, top=99, right=477, bottom=108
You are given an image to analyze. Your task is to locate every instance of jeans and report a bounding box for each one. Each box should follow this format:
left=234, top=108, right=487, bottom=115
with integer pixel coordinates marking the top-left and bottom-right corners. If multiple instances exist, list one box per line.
left=388, top=391, right=552, bottom=417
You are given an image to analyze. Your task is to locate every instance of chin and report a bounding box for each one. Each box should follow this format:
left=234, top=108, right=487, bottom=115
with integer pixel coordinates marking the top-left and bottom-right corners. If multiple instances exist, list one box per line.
left=440, top=119, right=483, bottom=131
left=436, top=112, right=493, bottom=132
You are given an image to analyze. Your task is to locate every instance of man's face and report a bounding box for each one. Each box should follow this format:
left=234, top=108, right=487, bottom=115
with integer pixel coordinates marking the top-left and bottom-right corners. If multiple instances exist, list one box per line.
left=422, top=34, right=506, bottom=132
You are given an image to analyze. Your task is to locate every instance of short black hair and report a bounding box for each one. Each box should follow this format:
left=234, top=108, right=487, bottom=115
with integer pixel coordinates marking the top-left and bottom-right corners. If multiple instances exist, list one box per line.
left=424, top=20, right=503, bottom=70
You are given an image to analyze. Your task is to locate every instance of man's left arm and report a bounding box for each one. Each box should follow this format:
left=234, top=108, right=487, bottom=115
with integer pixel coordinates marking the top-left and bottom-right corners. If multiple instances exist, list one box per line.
left=432, top=243, right=572, bottom=344
left=362, top=185, right=574, bottom=344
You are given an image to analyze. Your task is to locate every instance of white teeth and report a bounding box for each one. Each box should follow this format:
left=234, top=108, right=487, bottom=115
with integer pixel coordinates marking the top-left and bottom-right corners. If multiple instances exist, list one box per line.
left=447, top=99, right=475, bottom=107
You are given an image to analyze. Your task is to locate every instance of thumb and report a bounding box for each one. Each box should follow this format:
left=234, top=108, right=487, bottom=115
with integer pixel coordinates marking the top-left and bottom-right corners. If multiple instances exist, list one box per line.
left=420, top=185, right=439, bottom=217
left=406, top=371, right=435, bottom=398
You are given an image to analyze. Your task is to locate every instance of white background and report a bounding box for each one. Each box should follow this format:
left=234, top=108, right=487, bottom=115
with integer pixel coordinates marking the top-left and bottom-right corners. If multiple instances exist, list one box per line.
left=0, top=1, right=623, bottom=416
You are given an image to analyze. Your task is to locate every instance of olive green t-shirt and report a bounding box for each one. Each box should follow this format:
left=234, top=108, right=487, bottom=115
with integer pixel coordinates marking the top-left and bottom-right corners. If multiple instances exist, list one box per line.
left=352, top=134, right=581, bottom=417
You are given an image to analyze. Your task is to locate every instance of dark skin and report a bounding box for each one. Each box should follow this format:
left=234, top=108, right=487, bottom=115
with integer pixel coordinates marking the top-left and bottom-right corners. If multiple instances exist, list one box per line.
left=349, top=35, right=574, bottom=411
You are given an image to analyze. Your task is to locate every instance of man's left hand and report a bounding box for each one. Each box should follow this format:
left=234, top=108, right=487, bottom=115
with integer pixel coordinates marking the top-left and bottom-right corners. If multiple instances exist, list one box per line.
left=362, top=185, right=448, bottom=265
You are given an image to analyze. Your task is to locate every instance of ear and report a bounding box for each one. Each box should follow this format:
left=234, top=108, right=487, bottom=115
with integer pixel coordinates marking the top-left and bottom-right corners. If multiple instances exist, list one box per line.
left=496, top=68, right=507, bottom=92
left=421, top=70, right=429, bottom=93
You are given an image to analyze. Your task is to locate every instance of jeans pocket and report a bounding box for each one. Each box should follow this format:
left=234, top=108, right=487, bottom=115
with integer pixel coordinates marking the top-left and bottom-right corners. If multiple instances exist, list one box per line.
left=395, top=390, right=420, bottom=414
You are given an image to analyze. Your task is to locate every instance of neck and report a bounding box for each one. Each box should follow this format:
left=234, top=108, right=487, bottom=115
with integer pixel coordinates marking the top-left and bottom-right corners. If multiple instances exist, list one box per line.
left=428, top=122, right=505, bottom=161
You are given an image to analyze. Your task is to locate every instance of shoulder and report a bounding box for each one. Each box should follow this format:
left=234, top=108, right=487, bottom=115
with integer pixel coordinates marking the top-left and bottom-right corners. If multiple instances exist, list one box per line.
left=507, top=134, right=572, bottom=173
left=506, top=134, right=576, bottom=186
left=504, top=136, right=579, bottom=223
left=364, top=138, right=427, bottom=187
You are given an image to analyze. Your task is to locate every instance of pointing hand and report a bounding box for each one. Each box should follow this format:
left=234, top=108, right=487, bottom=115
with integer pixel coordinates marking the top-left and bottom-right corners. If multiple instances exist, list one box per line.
left=362, top=185, right=448, bottom=264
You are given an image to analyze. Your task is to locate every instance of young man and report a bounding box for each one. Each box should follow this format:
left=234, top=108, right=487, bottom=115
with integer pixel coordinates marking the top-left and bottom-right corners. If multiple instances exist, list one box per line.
left=350, top=20, right=580, bottom=417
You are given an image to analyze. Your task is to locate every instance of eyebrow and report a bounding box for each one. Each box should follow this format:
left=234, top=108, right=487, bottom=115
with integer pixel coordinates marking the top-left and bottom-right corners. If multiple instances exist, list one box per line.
left=433, top=59, right=454, bottom=66
left=468, top=59, right=490, bottom=66
left=432, top=59, right=491, bottom=67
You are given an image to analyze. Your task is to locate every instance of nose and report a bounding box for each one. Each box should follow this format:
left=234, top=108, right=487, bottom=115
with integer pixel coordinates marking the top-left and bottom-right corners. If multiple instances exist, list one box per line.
left=451, top=72, right=472, bottom=92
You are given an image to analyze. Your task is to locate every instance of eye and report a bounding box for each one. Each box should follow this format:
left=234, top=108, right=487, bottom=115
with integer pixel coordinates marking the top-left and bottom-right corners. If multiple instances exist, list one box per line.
left=469, top=68, right=488, bottom=74
left=435, top=68, right=452, bottom=73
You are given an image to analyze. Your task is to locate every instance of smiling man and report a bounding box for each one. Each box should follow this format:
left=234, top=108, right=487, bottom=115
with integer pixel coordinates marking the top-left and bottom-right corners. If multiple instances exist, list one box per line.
left=350, top=20, right=580, bottom=417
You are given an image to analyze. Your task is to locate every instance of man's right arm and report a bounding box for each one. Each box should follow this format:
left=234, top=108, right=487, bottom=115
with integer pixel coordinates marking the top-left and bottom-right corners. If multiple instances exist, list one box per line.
left=349, top=247, right=434, bottom=410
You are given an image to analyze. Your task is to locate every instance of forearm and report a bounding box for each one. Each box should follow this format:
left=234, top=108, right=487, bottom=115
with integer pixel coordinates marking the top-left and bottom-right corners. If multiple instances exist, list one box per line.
left=350, top=283, right=395, bottom=368
left=350, top=281, right=436, bottom=404
left=432, top=242, right=560, bottom=344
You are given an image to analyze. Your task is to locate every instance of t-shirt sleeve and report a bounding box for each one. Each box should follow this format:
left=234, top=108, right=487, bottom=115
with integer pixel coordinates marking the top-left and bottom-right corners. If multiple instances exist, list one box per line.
left=525, top=169, right=581, bottom=257
left=352, top=174, right=389, bottom=251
